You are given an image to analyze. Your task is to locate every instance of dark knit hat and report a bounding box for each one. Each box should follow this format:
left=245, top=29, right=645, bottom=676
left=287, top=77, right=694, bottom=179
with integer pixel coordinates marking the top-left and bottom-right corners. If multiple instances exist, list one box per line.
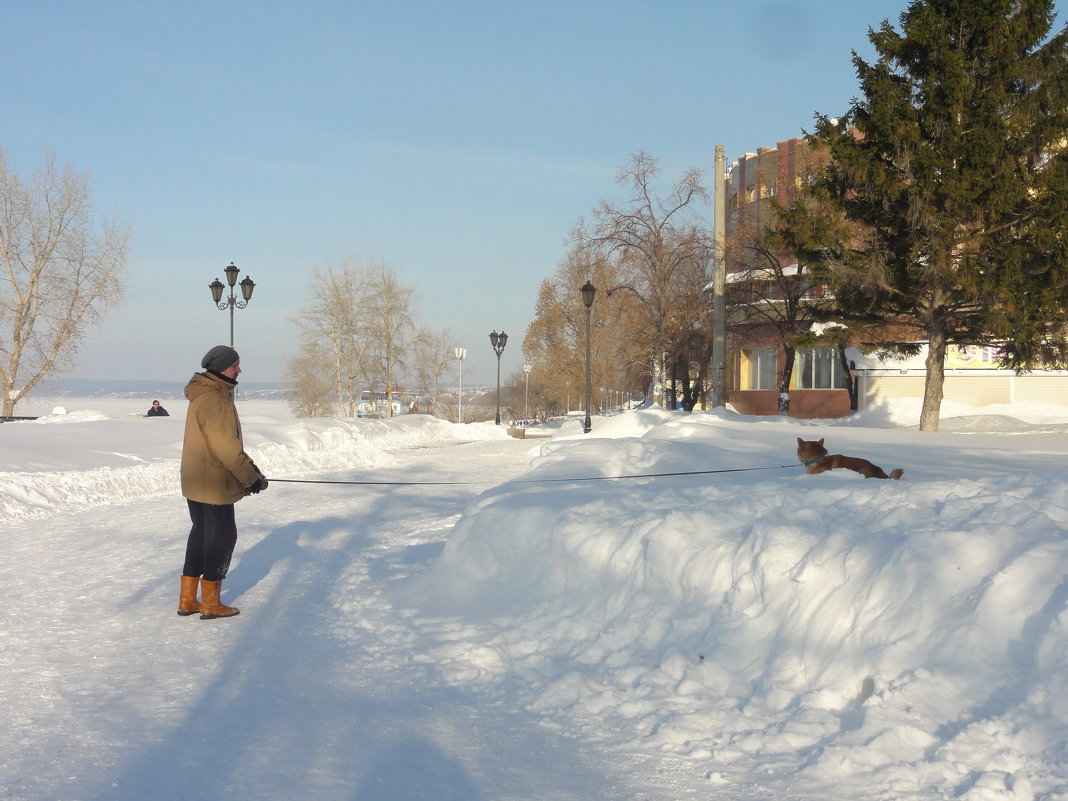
left=201, top=345, right=240, bottom=373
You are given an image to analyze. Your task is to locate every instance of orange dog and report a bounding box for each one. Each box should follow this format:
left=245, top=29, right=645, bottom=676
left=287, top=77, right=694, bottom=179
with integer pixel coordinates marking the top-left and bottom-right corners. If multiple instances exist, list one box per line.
left=796, top=437, right=903, bottom=480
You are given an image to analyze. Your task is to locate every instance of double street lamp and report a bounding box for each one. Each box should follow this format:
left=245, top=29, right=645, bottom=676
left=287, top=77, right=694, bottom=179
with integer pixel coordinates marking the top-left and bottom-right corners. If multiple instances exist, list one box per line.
left=489, top=330, right=508, bottom=425
left=209, top=262, right=256, bottom=347
left=581, top=281, right=596, bottom=433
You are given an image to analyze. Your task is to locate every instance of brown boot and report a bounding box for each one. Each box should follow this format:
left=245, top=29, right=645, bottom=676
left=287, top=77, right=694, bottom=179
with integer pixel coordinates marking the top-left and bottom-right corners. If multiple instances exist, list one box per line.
left=199, top=579, right=240, bottom=620
left=177, top=575, right=200, bottom=616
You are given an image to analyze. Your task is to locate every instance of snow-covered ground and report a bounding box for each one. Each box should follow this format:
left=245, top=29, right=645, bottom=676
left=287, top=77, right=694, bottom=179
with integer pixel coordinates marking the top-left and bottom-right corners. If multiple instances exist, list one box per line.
left=3, top=393, right=1068, bottom=801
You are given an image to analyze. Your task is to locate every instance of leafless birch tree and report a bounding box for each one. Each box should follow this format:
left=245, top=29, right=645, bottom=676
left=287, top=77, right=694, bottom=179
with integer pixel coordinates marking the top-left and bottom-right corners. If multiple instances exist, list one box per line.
left=364, top=261, right=416, bottom=417
left=284, top=342, right=337, bottom=418
left=0, top=151, right=130, bottom=416
left=410, top=328, right=455, bottom=416
left=288, top=260, right=371, bottom=417
left=287, top=258, right=420, bottom=419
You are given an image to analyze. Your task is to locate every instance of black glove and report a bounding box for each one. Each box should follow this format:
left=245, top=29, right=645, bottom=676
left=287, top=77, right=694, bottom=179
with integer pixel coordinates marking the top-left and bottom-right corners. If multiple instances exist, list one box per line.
left=246, top=475, right=269, bottom=495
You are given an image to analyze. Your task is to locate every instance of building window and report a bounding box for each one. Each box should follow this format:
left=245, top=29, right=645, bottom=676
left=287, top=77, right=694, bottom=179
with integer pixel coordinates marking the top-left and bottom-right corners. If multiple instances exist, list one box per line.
left=796, top=346, right=848, bottom=389
left=746, top=348, right=777, bottom=390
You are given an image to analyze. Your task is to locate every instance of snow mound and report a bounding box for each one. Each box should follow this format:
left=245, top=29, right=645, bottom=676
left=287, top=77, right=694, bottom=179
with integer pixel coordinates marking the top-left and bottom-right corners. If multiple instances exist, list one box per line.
left=0, top=409, right=507, bottom=521
left=391, top=408, right=1068, bottom=800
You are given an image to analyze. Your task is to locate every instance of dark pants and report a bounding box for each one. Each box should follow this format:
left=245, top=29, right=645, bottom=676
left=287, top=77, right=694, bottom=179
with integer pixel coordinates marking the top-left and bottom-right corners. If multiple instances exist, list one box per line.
left=183, top=500, right=238, bottom=582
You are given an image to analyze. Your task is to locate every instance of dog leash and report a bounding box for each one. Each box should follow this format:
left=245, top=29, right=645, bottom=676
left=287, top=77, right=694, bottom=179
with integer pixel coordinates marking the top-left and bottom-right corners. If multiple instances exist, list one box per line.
left=269, top=464, right=804, bottom=487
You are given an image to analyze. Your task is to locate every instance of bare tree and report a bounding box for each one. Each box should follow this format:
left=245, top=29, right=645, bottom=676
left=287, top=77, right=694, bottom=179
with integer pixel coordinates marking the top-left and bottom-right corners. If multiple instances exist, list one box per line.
left=364, top=260, right=416, bottom=418
left=286, top=258, right=423, bottom=419
left=726, top=217, right=825, bottom=415
left=410, top=328, right=455, bottom=417
left=284, top=343, right=336, bottom=418
left=523, top=243, right=645, bottom=416
left=288, top=260, right=371, bottom=416
left=0, top=151, right=130, bottom=416
left=573, top=151, right=712, bottom=407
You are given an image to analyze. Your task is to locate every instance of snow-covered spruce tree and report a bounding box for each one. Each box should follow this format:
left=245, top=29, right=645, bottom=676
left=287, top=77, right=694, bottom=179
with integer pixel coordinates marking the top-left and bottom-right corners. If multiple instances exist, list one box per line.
left=808, top=0, right=1068, bottom=432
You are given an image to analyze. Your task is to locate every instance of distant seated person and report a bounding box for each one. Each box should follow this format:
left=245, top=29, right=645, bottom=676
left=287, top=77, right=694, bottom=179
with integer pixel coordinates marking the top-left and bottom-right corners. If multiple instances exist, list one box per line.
left=146, top=400, right=170, bottom=417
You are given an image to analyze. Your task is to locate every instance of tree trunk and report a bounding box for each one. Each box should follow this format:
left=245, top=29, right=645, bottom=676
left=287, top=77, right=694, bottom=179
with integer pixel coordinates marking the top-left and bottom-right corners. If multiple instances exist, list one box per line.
left=836, top=345, right=859, bottom=412
left=777, top=347, right=795, bottom=415
left=920, top=317, right=947, bottom=432
left=680, top=366, right=696, bottom=411
left=666, top=359, right=678, bottom=409
left=2, top=368, right=11, bottom=416
left=652, top=343, right=667, bottom=407
left=386, top=358, right=395, bottom=418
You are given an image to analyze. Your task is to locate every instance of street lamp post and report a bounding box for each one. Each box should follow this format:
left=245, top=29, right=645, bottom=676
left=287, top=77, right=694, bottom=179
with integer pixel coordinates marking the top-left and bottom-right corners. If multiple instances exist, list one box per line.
left=209, top=262, right=256, bottom=347
left=489, top=330, right=508, bottom=425
left=454, top=347, right=466, bottom=424
left=581, top=281, right=596, bottom=433
left=523, top=363, right=531, bottom=420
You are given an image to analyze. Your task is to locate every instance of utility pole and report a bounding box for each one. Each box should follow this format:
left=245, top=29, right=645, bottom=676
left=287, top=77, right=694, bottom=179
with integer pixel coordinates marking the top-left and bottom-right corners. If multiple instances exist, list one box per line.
left=711, top=145, right=727, bottom=408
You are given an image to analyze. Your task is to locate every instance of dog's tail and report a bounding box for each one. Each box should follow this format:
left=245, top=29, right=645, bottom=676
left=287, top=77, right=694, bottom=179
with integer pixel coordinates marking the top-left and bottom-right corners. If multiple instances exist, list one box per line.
left=889, top=468, right=904, bottom=480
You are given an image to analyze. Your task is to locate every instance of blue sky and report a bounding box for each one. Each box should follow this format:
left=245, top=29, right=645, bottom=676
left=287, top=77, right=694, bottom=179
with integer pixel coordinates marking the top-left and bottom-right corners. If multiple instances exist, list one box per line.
left=3, top=0, right=1009, bottom=386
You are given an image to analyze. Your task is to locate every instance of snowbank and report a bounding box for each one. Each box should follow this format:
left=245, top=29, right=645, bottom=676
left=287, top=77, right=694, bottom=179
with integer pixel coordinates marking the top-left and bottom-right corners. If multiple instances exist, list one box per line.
left=391, top=406, right=1068, bottom=800
left=0, top=400, right=507, bottom=521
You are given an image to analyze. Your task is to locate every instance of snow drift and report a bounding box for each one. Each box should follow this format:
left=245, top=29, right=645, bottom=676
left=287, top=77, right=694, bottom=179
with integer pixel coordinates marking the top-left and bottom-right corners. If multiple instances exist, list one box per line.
left=392, top=407, right=1068, bottom=800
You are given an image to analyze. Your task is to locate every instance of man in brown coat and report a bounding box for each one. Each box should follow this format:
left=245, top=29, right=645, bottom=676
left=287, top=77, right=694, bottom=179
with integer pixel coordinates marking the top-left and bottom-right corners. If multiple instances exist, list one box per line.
left=177, top=345, right=268, bottom=619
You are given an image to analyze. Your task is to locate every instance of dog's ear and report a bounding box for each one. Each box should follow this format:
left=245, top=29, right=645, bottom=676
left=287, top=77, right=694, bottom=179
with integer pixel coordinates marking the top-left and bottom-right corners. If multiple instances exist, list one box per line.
left=818, top=438, right=824, bottom=446
left=797, top=437, right=803, bottom=446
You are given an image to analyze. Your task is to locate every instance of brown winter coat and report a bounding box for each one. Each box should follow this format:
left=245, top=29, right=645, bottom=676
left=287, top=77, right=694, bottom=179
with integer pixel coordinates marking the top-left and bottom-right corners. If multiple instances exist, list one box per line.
left=180, top=372, right=261, bottom=505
